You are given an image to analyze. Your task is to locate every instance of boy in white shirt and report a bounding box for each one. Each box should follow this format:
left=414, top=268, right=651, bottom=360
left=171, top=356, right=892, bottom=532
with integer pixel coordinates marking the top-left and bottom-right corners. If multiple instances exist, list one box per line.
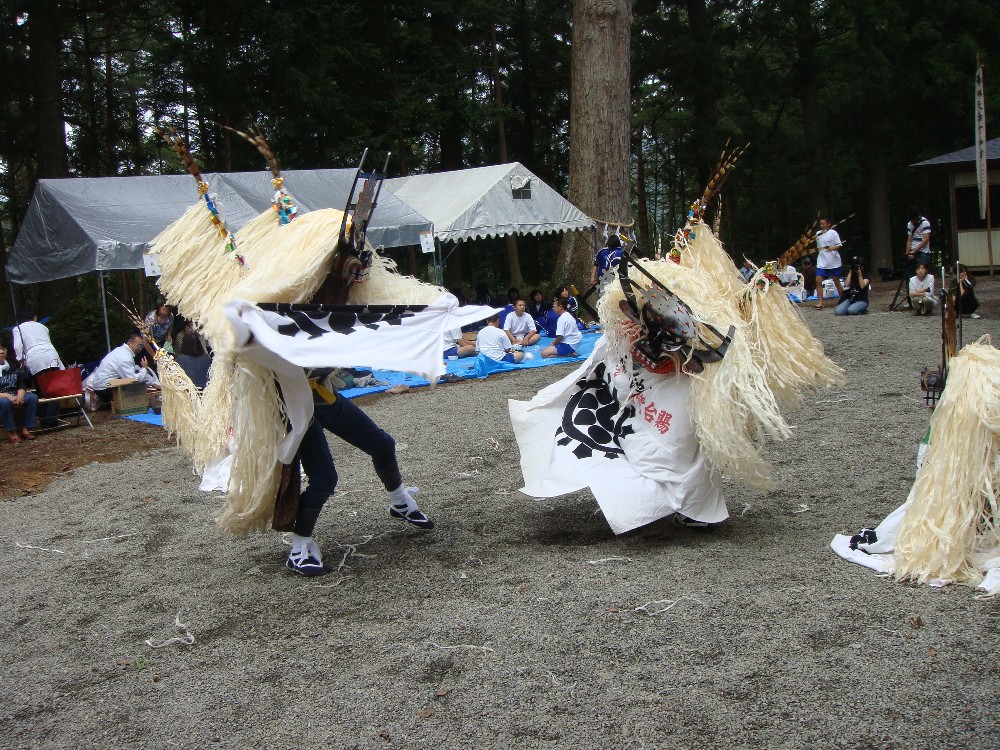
left=542, top=297, right=582, bottom=358
left=443, top=328, right=476, bottom=359
left=909, top=261, right=937, bottom=316
left=477, top=314, right=524, bottom=363
left=502, top=299, right=540, bottom=347
left=813, top=217, right=844, bottom=309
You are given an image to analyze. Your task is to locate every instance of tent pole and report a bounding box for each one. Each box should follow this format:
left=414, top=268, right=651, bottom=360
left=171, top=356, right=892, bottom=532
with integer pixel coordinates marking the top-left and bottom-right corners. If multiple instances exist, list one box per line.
left=99, top=272, right=112, bottom=353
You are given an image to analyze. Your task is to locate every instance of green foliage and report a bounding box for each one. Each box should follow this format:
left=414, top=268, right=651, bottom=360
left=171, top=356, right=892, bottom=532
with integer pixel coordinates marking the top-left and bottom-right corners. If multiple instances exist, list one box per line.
left=2, top=0, right=999, bottom=309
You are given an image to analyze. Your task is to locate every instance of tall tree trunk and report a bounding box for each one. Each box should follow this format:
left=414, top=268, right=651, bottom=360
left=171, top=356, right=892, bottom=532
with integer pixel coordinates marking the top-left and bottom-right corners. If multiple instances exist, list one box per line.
left=491, top=26, right=524, bottom=289
left=556, top=0, right=632, bottom=286
left=790, top=0, right=829, bottom=215
left=28, top=0, right=68, bottom=179
left=865, top=145, right=893, bottom=271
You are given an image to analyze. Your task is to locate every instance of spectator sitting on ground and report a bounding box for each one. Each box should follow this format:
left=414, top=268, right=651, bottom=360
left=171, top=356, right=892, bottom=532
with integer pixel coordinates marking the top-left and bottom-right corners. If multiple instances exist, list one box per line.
left=503, top=299, right=541, bottom=347
left=443, top=328, right=476, bottom=359
left=539, top=298, right=561, bottom=337
left=0, top=343, right=38, bottom=443
left=909, top=262, right=937, bottom=316
left=542, top=297, right=582, bottom=358
left=740, top=258, right=755, bottom=282
left=954, top=264, right=980, bottom=318
left=526, top=289, right=549, bottom=322
left=85, top=331, right=160, bottom=405
left=12, top=309, right=64, bottom=377
left=834, top=257, right=872, bottom=316
left=499, top=286, right=520, bottom=327
left=477, top=314, right=524, bottom=363
left=554, top=285, right=586, bottom=330
left=144, top=304, right=174, bottom=347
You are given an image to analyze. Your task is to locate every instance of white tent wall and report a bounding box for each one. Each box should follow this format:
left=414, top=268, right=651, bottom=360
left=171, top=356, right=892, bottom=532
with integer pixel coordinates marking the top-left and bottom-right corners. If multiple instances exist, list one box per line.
left=384, top=162, right=594, bottom=290
left=7, top=169, right=434, bottom=285
left=385, top=162, right=593, bottom=243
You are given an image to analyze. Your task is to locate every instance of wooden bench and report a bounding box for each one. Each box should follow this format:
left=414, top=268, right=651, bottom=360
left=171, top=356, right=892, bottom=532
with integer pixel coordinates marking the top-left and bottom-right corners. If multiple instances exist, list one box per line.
left=0, top=392, right=93, bottom=439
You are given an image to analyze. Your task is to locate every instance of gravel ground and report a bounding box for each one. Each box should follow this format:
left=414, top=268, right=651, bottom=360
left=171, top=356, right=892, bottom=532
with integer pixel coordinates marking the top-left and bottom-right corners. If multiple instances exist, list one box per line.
left=1, top=281, right=998, bottom=750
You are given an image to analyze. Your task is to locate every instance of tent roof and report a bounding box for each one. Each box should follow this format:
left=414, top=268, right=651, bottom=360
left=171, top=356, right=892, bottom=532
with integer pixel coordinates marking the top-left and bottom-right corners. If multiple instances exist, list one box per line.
left=7, top=169, right=433, bottom=284
left=910, top=137, right=1000, bottom=168
left=385, top=162, right=593, bottom=243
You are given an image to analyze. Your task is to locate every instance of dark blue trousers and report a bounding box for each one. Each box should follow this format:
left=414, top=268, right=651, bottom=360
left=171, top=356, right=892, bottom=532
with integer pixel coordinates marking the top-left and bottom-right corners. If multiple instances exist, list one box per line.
left=293, top=397, right=401, bottom=536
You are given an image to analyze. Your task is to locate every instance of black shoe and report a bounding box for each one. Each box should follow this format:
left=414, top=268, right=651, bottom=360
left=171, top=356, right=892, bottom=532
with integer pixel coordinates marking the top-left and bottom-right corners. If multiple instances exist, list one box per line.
left=673, top=514, right=711, bottom=530
left=390, top=505, right=435, bottom=529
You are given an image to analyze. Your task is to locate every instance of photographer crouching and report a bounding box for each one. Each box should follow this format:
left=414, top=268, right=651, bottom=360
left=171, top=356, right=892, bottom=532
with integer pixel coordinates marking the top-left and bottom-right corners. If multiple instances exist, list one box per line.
left=835, top=257, right=872, bottom=316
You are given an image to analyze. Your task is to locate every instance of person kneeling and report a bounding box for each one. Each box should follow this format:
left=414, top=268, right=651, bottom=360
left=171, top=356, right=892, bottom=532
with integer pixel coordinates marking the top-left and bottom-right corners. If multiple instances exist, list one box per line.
left=542, top=297, right=582, bottom=358
left=834, top=258, right=871, bottom=316
left=909, top=262, right=936, bottom=316
left=477, top=314, right=524, bottom=363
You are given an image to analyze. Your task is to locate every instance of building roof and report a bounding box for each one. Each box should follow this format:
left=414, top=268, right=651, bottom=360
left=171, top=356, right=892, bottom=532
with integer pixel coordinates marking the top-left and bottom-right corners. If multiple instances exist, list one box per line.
left=911, top=137, right=1000, bottom=168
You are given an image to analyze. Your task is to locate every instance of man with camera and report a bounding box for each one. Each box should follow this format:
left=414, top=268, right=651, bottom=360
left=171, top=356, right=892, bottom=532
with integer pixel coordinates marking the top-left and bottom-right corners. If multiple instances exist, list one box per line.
left=906, top=208, right=932, bottom=270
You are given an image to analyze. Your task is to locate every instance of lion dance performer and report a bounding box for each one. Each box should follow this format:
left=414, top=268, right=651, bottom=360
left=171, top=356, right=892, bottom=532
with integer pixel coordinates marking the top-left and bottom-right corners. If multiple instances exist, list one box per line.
left=511, top=148, right=845, bottom=533
left=151, top=132, right=496, bottom=575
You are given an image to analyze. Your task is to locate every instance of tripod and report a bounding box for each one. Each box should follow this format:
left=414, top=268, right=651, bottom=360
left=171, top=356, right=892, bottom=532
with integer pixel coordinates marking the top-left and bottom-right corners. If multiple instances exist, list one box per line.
left=889, top=257, right=914, bottom=311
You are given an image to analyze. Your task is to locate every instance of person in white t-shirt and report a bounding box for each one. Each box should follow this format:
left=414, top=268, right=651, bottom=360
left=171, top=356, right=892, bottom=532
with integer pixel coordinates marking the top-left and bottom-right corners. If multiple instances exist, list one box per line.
left=813, top=217, right=844, bottom=309
left=443, top=327, right=475, bottom=359
left=909, top=261, right=937, bottom=316
left=502, top=299, right=540, bottom=347
left=542, top=297, right=582, bottom=358
left=12, top=310, right=64, bottom=376
left=476, top=314, right=524, bottom=363
left=906, top=207, right=932, bottom=269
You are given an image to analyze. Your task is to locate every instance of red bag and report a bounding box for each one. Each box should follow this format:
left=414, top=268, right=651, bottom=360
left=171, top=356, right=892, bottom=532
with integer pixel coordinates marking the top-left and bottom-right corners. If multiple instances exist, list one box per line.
left=35, top=367, right=83, bottom=398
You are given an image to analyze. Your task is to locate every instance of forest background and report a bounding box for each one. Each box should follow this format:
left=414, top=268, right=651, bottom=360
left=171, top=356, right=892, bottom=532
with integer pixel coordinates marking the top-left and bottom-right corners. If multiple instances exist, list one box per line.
left=1, top=0, right=998, bottom=364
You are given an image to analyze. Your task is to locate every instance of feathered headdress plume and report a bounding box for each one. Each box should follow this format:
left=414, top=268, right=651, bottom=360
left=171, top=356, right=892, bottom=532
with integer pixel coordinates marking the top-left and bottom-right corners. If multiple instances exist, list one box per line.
left=218, top=121, right=298, bottom=226
left=156, top=125, right=247, bottom=266
left=670, top=143, right=746, bottom=260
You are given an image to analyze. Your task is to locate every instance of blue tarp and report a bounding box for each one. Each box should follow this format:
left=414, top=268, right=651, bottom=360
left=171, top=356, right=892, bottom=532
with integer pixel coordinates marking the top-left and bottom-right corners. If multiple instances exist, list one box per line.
left=120, top=330, right=602, bottom=427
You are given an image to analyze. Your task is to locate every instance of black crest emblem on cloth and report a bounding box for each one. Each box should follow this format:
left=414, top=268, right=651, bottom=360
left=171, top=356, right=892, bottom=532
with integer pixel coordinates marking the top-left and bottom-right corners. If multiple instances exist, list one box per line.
left=556, top=362, right=635, bottom=459
left=256, top=302, right=424, bottom=339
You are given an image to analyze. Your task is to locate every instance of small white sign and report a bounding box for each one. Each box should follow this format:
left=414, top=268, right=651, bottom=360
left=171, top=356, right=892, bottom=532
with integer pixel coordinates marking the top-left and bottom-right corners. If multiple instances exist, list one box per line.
left=142, top=252, right=162, bottom=277
left=419, top=231, right=436, bottom=254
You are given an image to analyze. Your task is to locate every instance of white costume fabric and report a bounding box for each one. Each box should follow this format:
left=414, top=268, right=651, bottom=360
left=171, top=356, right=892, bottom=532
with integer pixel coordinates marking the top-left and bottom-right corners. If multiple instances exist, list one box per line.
left=831, top=338, right=1000, bottom=596
left=87, top=343, right=160, bottom=390
left=225, top=293, right=496, bottom=464
left=503, top=311, right=536, bottom=338
left=510, top=336, right=726, bottom=534
left=815, top=228, right=842, bottom=270
left=476, top=326, right=510, bottom=361
left=555, top=311, right=582, bottom=348
left=12, top=321, right=63, bottom=375
left=830, top=502, right=1000, bottom=596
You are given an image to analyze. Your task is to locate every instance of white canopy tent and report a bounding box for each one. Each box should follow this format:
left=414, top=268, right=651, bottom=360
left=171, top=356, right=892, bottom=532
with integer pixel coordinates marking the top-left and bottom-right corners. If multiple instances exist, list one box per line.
left=385, top=162, right=593, bottom=242
left=384, top=162, right=594, bottom=284
left=7, top=169, right=433, bottom=351
left=7, top=168, right=433, bottom=285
